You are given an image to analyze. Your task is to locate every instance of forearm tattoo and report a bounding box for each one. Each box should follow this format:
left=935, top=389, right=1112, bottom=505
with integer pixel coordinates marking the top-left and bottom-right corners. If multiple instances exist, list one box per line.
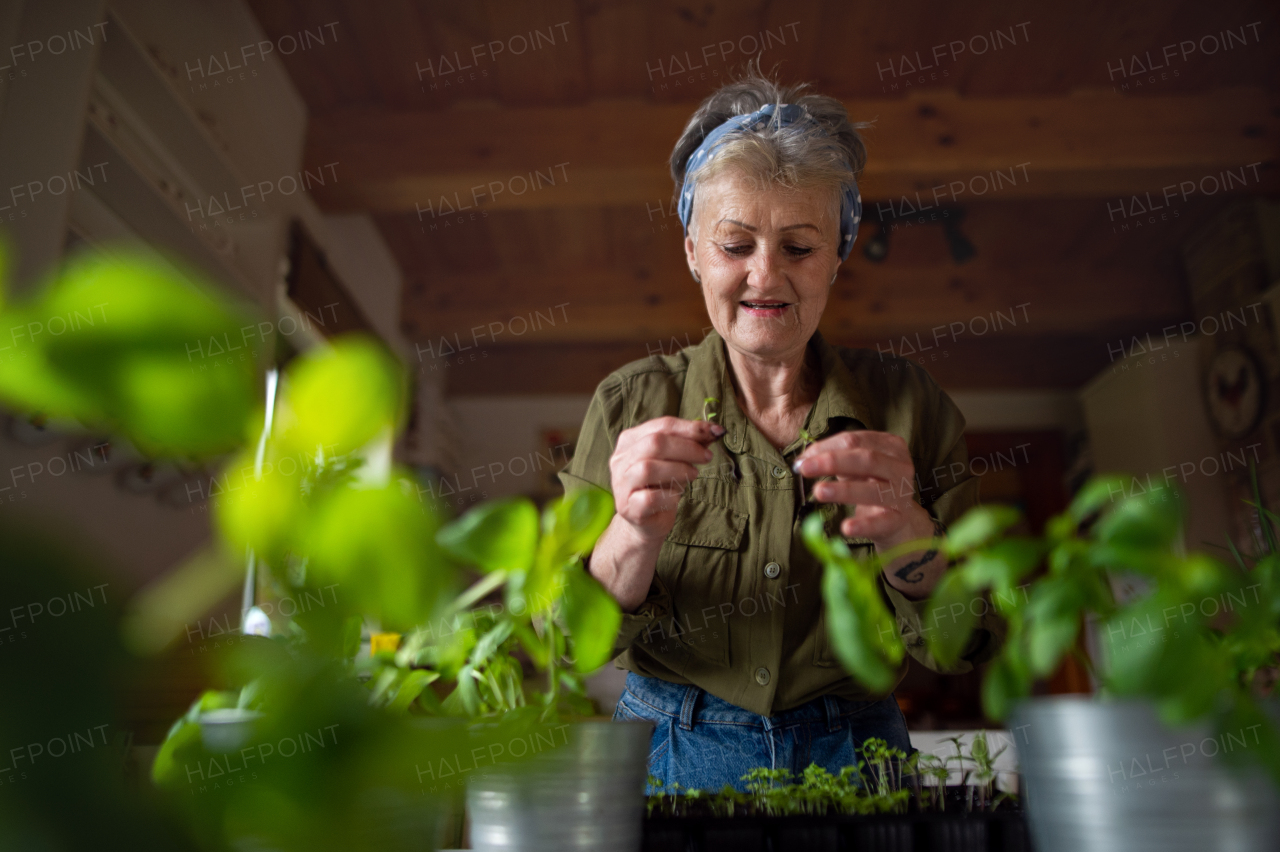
left=893, top=516, right=947, bottom=583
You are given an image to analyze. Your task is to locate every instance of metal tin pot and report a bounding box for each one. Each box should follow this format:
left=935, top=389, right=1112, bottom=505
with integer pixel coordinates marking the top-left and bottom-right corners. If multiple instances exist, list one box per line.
left=1011, top=696, right=1280, bottom=852
left=467, top=720, right=654, bottom=852
left=197, top=708, right=263, bottom=753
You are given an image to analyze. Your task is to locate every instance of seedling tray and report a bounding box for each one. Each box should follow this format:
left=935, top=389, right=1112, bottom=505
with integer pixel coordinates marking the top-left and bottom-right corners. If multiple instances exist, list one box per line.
left=643, top=809, right=1030, bottom=852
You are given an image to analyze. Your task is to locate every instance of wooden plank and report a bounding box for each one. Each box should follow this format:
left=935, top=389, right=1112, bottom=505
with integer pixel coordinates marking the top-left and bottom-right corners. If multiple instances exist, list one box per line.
left=305, top=90, right=1280, bottom=212
left=436, top=334, right=1125, bottom=395
left=400, top=261, right=1185, bottom=345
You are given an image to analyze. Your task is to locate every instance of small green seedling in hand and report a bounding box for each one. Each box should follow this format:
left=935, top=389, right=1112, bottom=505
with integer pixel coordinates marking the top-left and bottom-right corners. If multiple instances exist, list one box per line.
left=701, top=396, right=719, bottom=422
left=797, top=428, right=818, bottom=506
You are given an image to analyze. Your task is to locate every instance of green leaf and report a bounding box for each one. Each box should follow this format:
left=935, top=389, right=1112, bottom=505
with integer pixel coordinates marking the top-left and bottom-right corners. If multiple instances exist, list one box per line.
left=962, top=538, right=1045, bottom=593
left=1068, top=475, right=1128, bottom=522
left=150, top=718, right=202, bottom=787
left=436, top=497, right=539, bottom=573
left=214, top=451, right=303, bottom=565
left=297, top=479, right=454, bottom=630
left=276, top=334, right=405, bottom=457
left=444, top=665, right=481, bottom=716
left=945, top=506, right=1021, bottom=554
left=0, top=251, right=260, bottom=456
left=387, top=669, right=438, bottom=714
left=341, top=615, right=363, bottom=660
left=514, top=621, right=550, bottom=669
left=821, top=563, right=901, bottom=693
left=524, top=489, right=614, bottom=613
left=1026, top=575, right=1085, bottom=676
left=1045, top=512, right=1077, bottom=542
left=469, top=620, right=514, bottom=667
left=981, top=652, right=1030, bottom=721
left=925, top=570, right=979, bottom=668
left=1094, top=486, right=1184, bottom=549
left=802, top=511, right=835, bottom=561
left=543, top=488, right=615, bottom=560
left=236, top=678, right=264, bottom=710
left=562, top=566, right=622, bottom=673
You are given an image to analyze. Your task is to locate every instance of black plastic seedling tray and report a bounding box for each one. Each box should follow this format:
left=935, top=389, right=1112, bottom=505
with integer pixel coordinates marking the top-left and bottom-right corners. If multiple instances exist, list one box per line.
left=643, top=809, right=1031, bottom=852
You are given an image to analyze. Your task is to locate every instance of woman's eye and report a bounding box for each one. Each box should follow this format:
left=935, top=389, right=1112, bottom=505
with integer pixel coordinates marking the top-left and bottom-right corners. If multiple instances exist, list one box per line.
left=785, top=245, right=815, bottom=257
left=722, top=244, right=752, bottom=256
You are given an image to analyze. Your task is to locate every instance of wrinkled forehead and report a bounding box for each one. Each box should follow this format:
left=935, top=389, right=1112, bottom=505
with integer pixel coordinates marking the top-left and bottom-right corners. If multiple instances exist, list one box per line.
left=690, top=169, right=841, bottom=235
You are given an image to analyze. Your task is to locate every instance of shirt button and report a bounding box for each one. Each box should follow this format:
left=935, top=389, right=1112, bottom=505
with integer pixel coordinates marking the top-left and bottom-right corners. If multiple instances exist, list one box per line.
left=754, top=667, right=771, bottom=686
left=764, top=561, right=781, bottom=579
left=771, top=465, right=787, bottom=479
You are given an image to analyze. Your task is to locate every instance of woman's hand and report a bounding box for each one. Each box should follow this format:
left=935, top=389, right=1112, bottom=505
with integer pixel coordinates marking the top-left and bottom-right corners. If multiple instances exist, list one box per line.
left=609, top=416, right=725, bottom=542
left=793, top=430, right=945, bottom=597
left=589, top=417, right=724, bottom=612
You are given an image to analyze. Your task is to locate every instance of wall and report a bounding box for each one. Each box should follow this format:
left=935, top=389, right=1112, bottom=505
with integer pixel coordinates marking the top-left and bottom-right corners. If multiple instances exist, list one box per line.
left=1080, top=337, right=1231, bottom=555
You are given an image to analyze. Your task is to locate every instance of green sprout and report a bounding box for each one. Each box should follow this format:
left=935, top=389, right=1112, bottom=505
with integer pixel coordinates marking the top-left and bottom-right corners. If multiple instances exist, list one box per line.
left=701, top=396, right=719, bottom=422
left=797, top=428, right=817, bottom=505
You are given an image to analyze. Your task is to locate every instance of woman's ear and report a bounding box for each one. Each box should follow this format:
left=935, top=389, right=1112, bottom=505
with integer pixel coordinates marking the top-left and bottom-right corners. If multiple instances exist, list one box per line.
left=684, top=234, right=700, bottom=284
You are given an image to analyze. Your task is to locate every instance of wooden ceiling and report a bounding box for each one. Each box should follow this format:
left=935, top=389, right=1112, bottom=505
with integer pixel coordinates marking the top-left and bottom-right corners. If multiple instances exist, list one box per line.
left=246, top=0, right=1280, bottom=394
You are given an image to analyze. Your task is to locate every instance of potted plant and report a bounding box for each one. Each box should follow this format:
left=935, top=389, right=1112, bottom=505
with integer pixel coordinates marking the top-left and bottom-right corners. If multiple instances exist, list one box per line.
left=367, top=492, right=654, bottom=852
left=803, top=475, right=1280, bottom=852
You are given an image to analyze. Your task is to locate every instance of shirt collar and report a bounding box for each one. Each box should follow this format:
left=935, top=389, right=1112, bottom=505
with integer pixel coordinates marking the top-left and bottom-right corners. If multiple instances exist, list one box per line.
left=681, top=329, right=872, bottom=456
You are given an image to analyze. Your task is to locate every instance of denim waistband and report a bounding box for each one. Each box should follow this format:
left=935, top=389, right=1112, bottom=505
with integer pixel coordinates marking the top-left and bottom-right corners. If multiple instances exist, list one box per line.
left=621, top=672, right=881, bottom=735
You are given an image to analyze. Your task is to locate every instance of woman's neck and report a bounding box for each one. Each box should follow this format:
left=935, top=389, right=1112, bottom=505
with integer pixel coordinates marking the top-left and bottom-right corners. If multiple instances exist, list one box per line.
left=725, top=342, right=819, bottom=452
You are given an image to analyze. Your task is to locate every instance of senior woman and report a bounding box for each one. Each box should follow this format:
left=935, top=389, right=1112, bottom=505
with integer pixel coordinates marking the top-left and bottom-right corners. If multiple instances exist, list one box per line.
left=558, top=74, right=1002, bottom=792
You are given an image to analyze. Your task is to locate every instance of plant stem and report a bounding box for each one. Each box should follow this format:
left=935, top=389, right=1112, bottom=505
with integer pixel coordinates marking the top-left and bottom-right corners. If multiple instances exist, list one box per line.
left=546, top=618, right=559, bottom=714
left=449, top=570, right=507, bottom=614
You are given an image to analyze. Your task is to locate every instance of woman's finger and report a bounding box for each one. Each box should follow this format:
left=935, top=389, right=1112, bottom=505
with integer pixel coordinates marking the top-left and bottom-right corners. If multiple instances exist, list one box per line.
left=627, top=484, right=685, bottom=518
left=797, top=447, right=884, bottom=479
left=630, top=431, right=717, bottom=465
left=810, top=478, right=899, bottom=507
left=618, top=458, right=700, bottom=495
left=618, top=416, right=724, bottom=452
left=839, top=506, right=899, bottom=539
left=798, top=429, right=910, bottom=464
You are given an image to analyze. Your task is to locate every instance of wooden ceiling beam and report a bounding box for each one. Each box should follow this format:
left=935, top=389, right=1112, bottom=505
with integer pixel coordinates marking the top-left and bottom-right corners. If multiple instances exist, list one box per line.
left=307, top=90, right=1279, bottom=212
left=436, top=335, right=1129, bottom=396
left=401, top=262, right=1186, bottom=347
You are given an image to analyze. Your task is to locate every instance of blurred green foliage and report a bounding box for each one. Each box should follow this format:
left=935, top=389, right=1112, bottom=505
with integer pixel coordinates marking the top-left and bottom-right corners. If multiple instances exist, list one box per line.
left=803, top=476, right=1280, bottom=783
left=0, top=243, right=619, bottom=850
left=0, top=249, right=259, bottom=457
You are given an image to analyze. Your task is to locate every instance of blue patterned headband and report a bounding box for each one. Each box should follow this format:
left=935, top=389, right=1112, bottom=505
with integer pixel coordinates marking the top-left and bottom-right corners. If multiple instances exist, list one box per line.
left=676, top=103, right=862, bottom=261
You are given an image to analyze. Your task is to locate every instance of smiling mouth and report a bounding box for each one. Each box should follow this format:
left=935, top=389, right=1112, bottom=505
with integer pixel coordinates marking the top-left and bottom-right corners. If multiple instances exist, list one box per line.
left=741, top=301, right=790, bottom=309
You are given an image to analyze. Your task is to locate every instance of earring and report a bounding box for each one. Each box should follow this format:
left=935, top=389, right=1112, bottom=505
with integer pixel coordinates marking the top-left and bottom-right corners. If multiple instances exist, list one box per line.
left=692, top=270, right=702, bottom=283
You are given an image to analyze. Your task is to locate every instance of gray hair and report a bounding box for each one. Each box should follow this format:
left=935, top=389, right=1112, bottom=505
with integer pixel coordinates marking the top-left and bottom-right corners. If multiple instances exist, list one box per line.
left=670, top=67, right=870, bottom=234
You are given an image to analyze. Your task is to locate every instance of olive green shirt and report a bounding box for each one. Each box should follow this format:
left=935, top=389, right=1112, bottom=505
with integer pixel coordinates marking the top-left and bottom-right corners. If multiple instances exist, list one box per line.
left=559, top=329, right=1002, bottom=717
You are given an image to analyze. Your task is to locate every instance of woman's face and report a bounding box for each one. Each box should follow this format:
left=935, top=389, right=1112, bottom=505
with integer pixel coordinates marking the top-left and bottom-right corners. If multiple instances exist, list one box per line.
left=684, top=169, right=841, bottom=363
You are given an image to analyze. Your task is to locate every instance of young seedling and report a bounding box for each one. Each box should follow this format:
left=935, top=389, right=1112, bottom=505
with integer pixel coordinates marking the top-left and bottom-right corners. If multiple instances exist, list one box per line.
left=701, top=396, right=719, bottom=423
left=797, top=427, right=816, bottom=505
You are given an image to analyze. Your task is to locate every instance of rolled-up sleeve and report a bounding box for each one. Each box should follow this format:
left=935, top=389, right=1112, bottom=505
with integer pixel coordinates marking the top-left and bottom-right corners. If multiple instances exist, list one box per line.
left=558, top=374, right=672, bottom=658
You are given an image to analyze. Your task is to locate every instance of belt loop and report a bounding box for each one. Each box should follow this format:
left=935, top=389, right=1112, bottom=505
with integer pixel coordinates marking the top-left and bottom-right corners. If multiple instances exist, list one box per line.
left=678, top=685, right=701, bottom=731
left=823, top=695, right=842, bottom=733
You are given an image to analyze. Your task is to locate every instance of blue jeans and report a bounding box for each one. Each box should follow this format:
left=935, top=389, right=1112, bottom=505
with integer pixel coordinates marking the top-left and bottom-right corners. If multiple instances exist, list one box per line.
left=612, top=672, right=913, bottom=793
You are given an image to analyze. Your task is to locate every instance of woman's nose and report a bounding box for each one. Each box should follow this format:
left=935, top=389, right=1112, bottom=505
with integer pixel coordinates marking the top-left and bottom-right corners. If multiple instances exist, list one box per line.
left=745, top=245, right=784, bottom=286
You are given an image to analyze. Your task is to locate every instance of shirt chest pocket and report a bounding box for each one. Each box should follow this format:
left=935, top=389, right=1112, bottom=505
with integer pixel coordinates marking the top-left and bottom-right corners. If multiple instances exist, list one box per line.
left=655, top=497, right=748, bottom=669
